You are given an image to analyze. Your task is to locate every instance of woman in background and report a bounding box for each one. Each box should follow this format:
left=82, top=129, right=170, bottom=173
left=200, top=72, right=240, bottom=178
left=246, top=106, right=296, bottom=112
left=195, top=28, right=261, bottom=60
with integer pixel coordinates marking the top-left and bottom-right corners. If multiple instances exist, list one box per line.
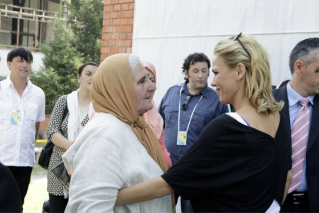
left=46, top=62, right=98, bottom=213
left=142, top=60, right=172, bottom=168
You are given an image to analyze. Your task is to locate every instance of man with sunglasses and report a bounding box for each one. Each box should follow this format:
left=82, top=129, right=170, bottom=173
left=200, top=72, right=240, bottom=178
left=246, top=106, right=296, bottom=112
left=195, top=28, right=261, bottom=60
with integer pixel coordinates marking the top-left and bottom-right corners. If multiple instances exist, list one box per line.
left=158, top=52, right=228, bottom=212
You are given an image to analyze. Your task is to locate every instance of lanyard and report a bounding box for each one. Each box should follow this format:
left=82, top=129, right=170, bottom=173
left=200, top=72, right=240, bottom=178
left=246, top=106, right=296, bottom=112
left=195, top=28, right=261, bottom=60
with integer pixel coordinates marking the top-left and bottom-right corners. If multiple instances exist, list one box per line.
left=8, top=84, right=28, bottom=122
left=177, top=85, right=203, bottom=133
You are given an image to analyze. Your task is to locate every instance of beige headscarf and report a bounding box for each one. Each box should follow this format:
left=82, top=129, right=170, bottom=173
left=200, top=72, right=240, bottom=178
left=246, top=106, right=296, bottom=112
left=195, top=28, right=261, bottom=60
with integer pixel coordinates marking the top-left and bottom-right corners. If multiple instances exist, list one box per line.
left=90, top=53, right=168, bottom=173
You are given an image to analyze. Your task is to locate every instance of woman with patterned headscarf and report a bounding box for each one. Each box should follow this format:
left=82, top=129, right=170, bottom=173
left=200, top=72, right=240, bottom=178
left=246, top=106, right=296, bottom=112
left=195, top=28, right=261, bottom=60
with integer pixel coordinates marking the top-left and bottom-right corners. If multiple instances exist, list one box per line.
left=141, top=60, right=172, bottom=168
left=62, top=54, right=173, bottom=212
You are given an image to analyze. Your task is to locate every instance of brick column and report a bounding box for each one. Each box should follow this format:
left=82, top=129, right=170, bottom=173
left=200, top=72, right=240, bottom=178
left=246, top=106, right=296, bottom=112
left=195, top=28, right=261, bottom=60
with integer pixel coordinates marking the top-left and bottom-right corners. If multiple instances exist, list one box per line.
left=100, top=0, right=135, bottom=61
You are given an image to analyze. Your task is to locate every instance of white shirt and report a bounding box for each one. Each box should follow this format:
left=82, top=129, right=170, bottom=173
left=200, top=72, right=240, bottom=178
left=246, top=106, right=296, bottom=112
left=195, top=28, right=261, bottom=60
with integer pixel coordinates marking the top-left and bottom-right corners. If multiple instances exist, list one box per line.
left=0, top=76, right=45, bottom=167
left=63, top=113, right=172, bottom=213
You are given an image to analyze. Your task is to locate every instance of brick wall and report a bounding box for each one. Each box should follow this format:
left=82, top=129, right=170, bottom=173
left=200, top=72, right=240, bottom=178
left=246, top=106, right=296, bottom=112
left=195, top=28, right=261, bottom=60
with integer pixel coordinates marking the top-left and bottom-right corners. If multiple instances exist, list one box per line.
left=101, top=0, right=135, bottom=61
left=39, top=116, right=50, bottom=139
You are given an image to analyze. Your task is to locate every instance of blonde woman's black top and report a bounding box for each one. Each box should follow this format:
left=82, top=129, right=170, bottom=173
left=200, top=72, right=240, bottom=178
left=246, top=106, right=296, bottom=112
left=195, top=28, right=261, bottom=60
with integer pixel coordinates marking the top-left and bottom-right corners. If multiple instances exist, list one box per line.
left=162, top=111, right=291, bottom=212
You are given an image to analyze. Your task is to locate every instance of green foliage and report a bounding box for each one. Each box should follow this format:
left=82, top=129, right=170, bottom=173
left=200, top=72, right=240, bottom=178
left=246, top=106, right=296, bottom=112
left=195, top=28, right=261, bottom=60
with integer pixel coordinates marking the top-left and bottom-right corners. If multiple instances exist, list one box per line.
left=29, top=67, right=61, bottom=115
left=31, top=1, right=103, bottom=115
left=40, top=20, right=83, bottom=96
left=31, top=20, right=83, bottom=114
left=65, top=0, right=104, bottom=63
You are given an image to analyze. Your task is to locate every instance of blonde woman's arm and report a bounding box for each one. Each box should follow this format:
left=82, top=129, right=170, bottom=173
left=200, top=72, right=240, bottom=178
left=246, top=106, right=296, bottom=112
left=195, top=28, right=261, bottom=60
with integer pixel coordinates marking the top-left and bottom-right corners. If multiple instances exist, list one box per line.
left=115, top=177, right=173, bottom=206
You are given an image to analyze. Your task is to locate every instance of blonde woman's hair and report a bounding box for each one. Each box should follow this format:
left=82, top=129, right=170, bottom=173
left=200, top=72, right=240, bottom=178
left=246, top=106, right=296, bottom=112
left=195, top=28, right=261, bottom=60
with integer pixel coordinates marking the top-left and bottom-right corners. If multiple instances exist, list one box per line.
left=214, top=34, right=283, bottom=115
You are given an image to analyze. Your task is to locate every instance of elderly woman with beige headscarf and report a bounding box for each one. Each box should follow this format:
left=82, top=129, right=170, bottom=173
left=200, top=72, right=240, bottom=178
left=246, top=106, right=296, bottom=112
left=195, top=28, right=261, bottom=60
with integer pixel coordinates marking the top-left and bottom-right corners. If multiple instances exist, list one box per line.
left=62, top=54, right=172, bottom=212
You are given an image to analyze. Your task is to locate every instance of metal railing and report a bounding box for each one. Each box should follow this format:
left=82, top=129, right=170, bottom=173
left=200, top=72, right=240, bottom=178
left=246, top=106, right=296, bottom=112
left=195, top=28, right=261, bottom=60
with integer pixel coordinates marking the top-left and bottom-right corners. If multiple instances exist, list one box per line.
left=0, top=3, right=68, bottom=51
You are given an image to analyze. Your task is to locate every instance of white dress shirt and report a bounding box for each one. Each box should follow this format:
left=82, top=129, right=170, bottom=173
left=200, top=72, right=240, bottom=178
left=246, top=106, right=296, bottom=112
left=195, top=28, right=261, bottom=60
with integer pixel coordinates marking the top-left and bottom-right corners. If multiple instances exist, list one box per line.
left=0, top=76, right=45, bottom=167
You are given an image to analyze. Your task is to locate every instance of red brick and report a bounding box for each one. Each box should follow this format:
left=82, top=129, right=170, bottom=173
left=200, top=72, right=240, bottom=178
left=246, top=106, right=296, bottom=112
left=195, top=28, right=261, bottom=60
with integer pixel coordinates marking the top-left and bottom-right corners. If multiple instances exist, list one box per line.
left=127, top=33, right=133, bottom=39
left=116, top=40, right=131, bottom=47
left=129, top=3, right=135, bottom=10
left=103, top=19, right=113, bottom=26
left=121, top=3, right=129, bottom=10
left=102, top=33, right=112, bottom=40
left=111, top=47, right=119, bottom=54
left=111, top=0, right=119, bottom=3
left=100, top=53, right=108, bottom=61
left=109, top=40, right=116, bottom=46
left=104, top=5, right=113, bottom=12
left=114, top=4, right=121, bottom=11
left=113, top=19, right=120, bottom=25
left=118, top=26, right=133, bottom=32
left=119, top=33, right=127, bottom=39
left=119, top=11, right=133, bottom=18
left=119, top=47, right=126, bottom=53
left=112, top=33, right=120, bottom=39
left=128, top=18, right=134, bottom=25
left=104, top=0, right=111, bottom=5
left=119, top=0, right=134, bottom=3
left=103, top=12, right=111, bottom=19
left=101, top=47, right=111, bottom=53
left=113, top=26, right=118, bottom=32
left=101, top=40, right=109, bottom=47
left=110, top=12, right=118, bottom=19
left=120, top=19, right=128, bottom=25
left=126, top=47, right=132, bottom=53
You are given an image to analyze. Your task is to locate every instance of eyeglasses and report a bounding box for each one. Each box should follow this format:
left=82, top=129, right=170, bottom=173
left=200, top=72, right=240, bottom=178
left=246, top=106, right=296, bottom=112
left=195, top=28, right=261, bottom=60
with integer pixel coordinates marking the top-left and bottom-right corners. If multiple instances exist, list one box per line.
left=182, top=95, right=193, bottom=110
left=233, top=32, right=251, bottom=62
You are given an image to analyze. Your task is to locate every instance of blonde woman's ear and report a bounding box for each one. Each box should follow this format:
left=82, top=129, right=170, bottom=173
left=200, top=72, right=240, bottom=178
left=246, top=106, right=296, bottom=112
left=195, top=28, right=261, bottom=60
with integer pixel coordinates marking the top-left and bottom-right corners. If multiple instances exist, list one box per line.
left=236, top=63, right=246, bottom=79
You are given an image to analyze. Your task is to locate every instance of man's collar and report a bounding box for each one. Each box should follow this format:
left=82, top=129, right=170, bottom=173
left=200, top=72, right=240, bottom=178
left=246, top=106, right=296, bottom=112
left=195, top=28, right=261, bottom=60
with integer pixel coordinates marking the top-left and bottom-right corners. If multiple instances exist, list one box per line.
left=179, top=82, right=209, bottom=98
left=2, top=75, right=31, bottom=90
left=287, top=82, right=314, bottom=106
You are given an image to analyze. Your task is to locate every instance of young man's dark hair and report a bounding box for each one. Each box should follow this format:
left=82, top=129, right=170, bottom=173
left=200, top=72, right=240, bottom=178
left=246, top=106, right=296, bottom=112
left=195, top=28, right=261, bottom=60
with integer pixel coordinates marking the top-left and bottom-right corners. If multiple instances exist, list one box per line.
left=7, top=47, right=33, bottom=63
left=289, top=37, right=319, bottom=74
left=182, top=52, right=211, bottom=83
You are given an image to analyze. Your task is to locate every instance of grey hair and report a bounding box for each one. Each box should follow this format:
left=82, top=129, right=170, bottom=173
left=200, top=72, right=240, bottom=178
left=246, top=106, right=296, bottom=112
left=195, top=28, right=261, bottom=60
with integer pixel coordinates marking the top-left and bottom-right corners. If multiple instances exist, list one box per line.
left=128, top=54, right=141, bottom=73
left=289, top=37, right=319, bottom=74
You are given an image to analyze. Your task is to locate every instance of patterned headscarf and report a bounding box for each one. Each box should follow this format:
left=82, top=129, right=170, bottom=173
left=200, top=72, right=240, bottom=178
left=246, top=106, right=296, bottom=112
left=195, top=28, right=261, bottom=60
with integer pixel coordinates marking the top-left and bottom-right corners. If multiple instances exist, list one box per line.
left=141, top=60, right=164, bottom=139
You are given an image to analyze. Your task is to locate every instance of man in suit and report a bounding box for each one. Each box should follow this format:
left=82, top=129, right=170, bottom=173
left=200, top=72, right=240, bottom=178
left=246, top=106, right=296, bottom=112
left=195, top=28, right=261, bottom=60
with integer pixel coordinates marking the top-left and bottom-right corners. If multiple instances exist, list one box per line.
left=273, top=37, right=319, bottom=212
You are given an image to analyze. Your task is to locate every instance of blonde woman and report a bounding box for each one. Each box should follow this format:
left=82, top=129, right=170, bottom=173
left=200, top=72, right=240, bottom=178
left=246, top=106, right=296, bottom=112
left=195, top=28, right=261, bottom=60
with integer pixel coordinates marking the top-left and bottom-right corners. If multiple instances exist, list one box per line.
left=115, top=34, right=292, bottom=212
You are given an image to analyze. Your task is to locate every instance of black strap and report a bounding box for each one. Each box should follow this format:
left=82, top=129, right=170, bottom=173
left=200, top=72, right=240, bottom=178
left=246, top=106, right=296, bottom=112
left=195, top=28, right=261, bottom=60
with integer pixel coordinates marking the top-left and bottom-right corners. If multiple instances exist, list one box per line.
left=63, top=97, right=69, bottom=121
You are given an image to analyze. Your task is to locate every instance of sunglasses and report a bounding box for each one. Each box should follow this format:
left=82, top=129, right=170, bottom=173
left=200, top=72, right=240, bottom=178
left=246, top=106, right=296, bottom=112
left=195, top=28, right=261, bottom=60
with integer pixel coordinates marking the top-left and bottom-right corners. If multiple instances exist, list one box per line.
left=233, top=32, right=251, bottom=62
left=182, top=95, right=193, bottom=110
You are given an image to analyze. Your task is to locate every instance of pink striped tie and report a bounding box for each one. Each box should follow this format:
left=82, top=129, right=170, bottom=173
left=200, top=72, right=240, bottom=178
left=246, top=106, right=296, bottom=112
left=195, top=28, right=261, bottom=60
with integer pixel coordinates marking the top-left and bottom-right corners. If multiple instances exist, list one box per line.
left=289, top=98, right=310, bottom=193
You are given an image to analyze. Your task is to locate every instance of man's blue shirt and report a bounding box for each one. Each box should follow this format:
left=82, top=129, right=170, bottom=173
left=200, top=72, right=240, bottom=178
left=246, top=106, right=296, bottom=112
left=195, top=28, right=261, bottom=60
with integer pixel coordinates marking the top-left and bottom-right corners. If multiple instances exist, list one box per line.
left=158, top=82, right=228, bottom=165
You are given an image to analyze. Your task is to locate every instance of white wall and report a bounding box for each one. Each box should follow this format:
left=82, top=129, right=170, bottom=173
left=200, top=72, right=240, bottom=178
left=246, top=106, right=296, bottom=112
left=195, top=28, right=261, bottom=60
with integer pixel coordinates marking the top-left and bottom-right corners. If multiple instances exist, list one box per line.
left=132, top=0, right=319, bottom=105
left=0, top=49, right=44, bottom=78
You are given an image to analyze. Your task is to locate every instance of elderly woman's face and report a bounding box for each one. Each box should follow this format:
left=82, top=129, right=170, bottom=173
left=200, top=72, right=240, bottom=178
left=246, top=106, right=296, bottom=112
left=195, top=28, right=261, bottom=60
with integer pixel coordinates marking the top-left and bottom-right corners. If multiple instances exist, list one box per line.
left=132, top=63, right=156, bottom=115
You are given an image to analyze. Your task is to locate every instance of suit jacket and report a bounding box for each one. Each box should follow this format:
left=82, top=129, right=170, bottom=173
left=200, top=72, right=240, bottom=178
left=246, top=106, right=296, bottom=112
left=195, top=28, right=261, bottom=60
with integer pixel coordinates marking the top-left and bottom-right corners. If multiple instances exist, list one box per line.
left=273, top=85, right=319, bottom=211
left=0, top=163, right=21, bottom=212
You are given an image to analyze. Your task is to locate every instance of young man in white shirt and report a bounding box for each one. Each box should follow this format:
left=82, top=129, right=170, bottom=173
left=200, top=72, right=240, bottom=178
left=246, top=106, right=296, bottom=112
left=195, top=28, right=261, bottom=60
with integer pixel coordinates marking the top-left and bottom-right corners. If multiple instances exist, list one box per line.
left=0, top=47, right=45, bottom=211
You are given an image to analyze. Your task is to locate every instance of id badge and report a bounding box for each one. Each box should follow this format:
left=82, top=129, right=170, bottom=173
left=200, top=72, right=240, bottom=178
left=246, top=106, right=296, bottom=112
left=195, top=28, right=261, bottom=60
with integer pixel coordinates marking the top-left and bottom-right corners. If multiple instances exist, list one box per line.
left=177, top=131, right=187, bottom=145
left=10, top=110, right=20, bottom=125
